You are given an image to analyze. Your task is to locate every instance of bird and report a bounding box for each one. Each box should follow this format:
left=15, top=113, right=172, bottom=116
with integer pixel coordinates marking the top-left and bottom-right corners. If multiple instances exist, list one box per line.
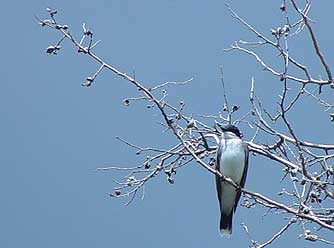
left=215, top=124, right=249, bottom=236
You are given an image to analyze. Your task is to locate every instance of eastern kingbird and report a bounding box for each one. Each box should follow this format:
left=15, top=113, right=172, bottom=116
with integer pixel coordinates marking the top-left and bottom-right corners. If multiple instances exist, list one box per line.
left=215, top=124, right=249, bottom=236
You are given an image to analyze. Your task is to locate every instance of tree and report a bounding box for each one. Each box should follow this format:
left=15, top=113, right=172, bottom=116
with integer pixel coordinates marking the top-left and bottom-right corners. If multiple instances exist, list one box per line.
left=37, top=1, right=334, bottom=246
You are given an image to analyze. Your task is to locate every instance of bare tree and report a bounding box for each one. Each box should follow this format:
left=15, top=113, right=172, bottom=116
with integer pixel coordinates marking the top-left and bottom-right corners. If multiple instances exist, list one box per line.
left=36, top=0, right=334, bottom=246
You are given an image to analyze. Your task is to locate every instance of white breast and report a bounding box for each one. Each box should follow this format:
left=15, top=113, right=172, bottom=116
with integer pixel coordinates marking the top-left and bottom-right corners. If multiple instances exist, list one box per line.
left=219, top=138, right=245, bottom=184
left=218, top=138, right=246, bottom=213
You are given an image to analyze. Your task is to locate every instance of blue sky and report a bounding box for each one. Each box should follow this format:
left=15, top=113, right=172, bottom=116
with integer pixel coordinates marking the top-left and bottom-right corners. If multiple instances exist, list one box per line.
left=1, top=1, right=334, bottom=247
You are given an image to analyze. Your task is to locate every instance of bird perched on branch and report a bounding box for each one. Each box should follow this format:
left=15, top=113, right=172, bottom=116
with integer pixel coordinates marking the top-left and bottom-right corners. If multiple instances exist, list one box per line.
left=215, top=124, right=249, bottom=236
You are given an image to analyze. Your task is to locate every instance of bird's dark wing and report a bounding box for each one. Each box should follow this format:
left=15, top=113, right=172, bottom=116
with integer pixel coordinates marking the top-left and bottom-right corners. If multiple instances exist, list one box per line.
left=233, top=142, right=249, bottom=213
left=215, top=139, right=224, bottom=210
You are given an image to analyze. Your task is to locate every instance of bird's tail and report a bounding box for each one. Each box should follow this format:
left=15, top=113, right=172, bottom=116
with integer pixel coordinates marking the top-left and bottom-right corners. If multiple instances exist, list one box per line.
left=219, top=211, right=233, bottom=237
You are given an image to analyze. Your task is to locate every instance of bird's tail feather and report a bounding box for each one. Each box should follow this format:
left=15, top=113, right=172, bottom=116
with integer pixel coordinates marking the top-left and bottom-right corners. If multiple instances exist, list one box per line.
left=219, top=211, right=233, bottom=237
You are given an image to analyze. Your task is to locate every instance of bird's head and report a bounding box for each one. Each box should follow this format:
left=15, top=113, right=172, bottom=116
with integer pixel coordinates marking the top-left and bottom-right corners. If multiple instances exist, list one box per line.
left=218, top=124, right=243, bottom=139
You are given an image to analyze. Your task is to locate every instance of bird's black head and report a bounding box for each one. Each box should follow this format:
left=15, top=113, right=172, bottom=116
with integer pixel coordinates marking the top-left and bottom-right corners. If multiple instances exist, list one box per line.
left=220, top=124, right=242, bottom=138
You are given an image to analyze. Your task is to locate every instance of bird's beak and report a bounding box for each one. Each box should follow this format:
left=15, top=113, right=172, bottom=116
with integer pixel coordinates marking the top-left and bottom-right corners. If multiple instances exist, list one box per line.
left=216, top=122, right=226, bottom=132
